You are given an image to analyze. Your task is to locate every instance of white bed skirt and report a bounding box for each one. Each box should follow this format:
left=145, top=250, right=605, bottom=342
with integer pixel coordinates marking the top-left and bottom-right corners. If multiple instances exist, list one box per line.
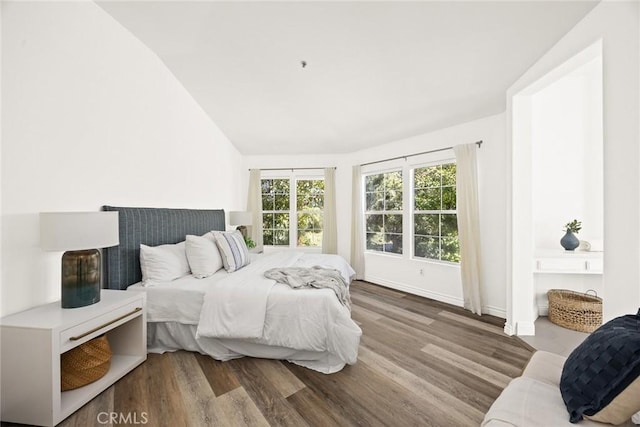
left=147, top=321, right=349, bottom=374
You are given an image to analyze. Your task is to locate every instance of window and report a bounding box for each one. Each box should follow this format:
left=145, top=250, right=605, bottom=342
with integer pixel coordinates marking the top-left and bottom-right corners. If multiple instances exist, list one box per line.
left=364, top=170, right=403, bottom=254
left=413, top=163, right=459, bottom=262
left=296, top=179, right=324, bottom=246
left=261, top=179, right=290, bottom=246
left=261, top=177, right=324, bottom=247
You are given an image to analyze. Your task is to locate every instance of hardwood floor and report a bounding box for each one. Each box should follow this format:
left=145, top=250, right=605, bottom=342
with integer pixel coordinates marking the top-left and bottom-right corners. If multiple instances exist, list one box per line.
left=3, top=281, right=533, bottom=427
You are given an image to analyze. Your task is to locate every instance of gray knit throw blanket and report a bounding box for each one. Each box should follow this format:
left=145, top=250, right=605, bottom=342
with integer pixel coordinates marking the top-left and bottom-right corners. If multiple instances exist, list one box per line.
left=264, top=266, right=351, bottom=310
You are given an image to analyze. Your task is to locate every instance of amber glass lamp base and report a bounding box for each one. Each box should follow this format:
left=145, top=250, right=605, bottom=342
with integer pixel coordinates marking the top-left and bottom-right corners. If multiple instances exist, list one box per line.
left=61, top=249, right=101, bottom=308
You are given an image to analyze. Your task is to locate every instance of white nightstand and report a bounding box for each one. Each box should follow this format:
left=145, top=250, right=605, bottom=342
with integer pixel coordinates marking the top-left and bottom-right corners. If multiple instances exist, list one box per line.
left=0, top=290, right=146, bottom=426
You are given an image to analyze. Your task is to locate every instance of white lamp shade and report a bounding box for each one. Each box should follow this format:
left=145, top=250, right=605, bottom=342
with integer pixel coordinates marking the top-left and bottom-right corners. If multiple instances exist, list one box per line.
left=40, top=212, right=119, bottom=251
left=228, top=211, right=252, bottom=226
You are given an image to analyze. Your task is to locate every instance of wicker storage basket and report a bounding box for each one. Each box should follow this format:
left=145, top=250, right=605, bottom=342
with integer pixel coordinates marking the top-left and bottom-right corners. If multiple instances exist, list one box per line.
left=61, top=335, right=112, bottom=391
left=547, top=289, right=602, bottom=333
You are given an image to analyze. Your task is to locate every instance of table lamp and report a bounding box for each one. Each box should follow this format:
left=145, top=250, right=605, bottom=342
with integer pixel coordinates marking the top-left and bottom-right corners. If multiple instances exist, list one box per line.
left=228, top=211, right=252, bottom=238
left=40, top=212, right=119, bottom=308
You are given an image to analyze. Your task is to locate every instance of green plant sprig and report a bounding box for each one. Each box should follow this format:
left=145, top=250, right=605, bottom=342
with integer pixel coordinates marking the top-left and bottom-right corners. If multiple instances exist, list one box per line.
left=244, top=236, right=256, bottom=249
left=564, top=219, right=582, bottom=234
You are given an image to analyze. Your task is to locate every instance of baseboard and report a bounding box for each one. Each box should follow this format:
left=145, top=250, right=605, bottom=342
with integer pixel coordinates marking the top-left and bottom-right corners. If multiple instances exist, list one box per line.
left=538, top=304, right=549, bottom=316
left=483, top=305, right=506, bottom=319
left=516, top=321, right=536, bottom=336
left=363, top=276, right=507, bottom=319
left=503, top=323, right=515, bottom=336
left=364, top=275, right=464, bottom=308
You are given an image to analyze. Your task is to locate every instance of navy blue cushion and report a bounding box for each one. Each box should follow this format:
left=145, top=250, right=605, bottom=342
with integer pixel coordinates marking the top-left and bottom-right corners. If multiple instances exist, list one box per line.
left=560, top=309, right=640, bottom=423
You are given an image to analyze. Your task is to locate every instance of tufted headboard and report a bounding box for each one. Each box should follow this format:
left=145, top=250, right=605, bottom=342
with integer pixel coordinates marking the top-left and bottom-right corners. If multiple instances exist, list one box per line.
left=102, top=206, right=226, bottom=289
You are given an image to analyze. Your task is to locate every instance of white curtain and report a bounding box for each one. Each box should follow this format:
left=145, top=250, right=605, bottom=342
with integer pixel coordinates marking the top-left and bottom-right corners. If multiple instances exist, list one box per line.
left=246, top=169, right=264, bottom=251
left=350, top=165, right=365, bottom=279
left=453, top=143, right=483, bottom=315
left=322, top=168, right=338, bottom=254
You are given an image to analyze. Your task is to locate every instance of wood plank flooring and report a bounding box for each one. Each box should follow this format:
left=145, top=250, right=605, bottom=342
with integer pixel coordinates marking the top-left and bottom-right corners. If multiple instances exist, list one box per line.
left=2, top=281, right=533, bottom=427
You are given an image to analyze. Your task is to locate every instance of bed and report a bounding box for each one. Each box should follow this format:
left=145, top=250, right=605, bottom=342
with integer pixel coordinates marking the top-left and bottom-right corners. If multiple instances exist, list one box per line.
left=102, top=206, right=362, bottom=373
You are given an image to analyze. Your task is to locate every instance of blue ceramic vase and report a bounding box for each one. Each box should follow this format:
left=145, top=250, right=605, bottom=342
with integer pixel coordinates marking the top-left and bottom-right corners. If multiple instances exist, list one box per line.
left=561, top=230, right=580, bottom=251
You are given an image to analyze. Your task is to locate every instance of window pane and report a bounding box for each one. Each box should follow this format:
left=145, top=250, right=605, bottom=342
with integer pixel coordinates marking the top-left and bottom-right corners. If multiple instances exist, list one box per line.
left=384, top=171, right=403, bottom=191
left=274, top=213, right=289, bottom=229
left=415, top=214, right=439, bottom=236
left=414, top=236, right=440, bottom=259
left=415, top=188, right=441, bottom=211
left=442, top=186, right=456, bottom=210
left=274, top=194, right=288, bottom=211
left=414, top=166, right=441, bottom=188
left=385, top=190, right=402, bottom=210
left=441, top=164, right=456, bottom=186
left=384, top=214, right=403, bottom=234
left=441, top=214, right=458, bottom=237
left=366, top=174, right=383, bottom=192
left=263, top=229, right=273, bottom=246
left=298, top=230, right=322, bottom=247
left=366, top=192, right=384, bottom=211
left=297, top=212, right=322, bottom=230
left=441, top=237, right=460, bottom=262
left=261, top=179, right=273, bottom=193
left=273, top=179, right=289, bottom=193
left=262, top=213, right=274, bottom=229
left=262, top=193, right=274, bottom=210
left=366, top=233, right=384, bottom=251
left=366, top=214, right=383, bottom=232
left=385, top=234, right=403, bottom=254
left=273, top=229, right=289, bottom=246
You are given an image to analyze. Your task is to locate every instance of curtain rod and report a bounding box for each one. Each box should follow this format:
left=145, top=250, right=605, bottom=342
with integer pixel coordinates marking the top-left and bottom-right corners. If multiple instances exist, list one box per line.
left=360, top=140, right=483, bottom=167
left=249, top=167, right=336, bottom=172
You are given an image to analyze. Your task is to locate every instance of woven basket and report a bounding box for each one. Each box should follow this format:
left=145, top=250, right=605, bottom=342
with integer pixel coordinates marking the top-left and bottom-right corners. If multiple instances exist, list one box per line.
left=61, top=335, right=112, bottom=391
left=547, top=289, right=602, bottom=333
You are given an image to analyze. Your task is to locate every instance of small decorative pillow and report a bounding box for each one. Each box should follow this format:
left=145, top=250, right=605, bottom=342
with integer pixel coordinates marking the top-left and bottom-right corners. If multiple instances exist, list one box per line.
left=560, top=309, right=640, bottom=424
left=185, top=234, right=223, bottom=278
left=139, top=241, right=190, bottom=285
left=212, top=230, right=250, bottom=273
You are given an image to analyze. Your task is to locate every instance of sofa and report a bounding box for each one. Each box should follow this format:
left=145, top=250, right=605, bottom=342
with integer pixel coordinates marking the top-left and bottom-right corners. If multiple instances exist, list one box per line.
left=482, top=350, right=636, bottom=426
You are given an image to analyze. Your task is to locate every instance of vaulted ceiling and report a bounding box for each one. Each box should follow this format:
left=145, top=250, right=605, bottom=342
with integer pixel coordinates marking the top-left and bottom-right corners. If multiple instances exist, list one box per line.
left=98, top=1, right=597, bottom=155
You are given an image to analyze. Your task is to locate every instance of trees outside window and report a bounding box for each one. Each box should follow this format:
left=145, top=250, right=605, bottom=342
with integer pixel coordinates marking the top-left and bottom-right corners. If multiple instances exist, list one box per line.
left=261, top=177, right=324, bottom=247
left=413, top=163, right=459, bottom=262
left=364, top=170, right=403, bottom=254
left=296, top=179, right=324, bottom=247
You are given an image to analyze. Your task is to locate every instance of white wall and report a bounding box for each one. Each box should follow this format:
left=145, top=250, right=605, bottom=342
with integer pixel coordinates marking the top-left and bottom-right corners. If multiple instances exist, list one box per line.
left=507, top=1, right=640, bottom=334
left=1, top=2, right=244, bottom=316
left=245, top=113, right=508, bottom=317
left=531, top=57, right=603, bottom=249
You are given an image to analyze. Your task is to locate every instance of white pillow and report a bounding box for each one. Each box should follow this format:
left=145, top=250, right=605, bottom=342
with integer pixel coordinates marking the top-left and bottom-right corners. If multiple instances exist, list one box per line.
left=213, top=230, right=251, bottom=273
left=185, top=234, right=223, bottom=278
left=139, top=241, right=190, bottom=285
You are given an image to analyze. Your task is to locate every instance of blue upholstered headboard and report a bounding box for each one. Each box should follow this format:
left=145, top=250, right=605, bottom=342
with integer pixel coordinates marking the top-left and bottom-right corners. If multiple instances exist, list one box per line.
left=102, top=206, right=226, bottom=289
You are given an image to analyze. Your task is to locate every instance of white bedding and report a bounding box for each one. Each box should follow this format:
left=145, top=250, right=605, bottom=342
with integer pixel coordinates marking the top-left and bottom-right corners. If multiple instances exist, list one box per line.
left=127, top=251, right=362, bottom=373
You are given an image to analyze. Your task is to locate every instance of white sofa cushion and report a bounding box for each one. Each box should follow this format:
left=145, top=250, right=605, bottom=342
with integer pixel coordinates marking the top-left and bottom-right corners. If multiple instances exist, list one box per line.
left=521, top=350, right=566, bottom=386
left=482, top=377, right=606, bottom=427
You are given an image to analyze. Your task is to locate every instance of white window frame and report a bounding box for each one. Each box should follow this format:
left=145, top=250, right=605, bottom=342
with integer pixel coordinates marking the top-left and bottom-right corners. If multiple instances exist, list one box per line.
left=411, top=159, right=459, bottom=264
left=260, top=170, right=325, bottom=250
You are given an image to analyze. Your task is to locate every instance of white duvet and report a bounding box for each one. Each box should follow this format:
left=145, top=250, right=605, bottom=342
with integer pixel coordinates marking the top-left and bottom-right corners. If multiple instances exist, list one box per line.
left=129, top=251, right=362, bottom=370
left=196, top=251, right=361, bottom=364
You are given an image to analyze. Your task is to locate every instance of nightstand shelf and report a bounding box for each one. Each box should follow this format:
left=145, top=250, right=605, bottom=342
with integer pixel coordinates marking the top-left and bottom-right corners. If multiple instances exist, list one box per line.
left=1, top=290, right=146, bottom=427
